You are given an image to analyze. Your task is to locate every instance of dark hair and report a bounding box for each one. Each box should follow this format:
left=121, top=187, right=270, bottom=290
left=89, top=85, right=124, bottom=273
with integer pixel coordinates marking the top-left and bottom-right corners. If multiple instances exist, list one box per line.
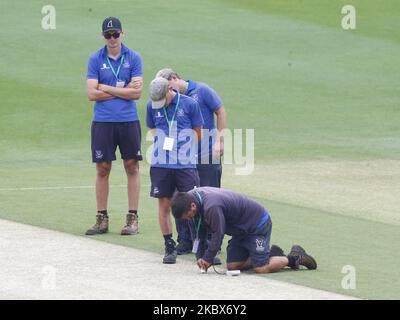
left=171, top=192, right=193, bottom=219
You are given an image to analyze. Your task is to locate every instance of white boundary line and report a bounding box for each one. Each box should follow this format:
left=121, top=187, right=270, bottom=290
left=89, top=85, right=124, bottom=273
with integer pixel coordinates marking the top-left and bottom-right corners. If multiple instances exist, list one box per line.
left=0, top=184, right=150, bottom=192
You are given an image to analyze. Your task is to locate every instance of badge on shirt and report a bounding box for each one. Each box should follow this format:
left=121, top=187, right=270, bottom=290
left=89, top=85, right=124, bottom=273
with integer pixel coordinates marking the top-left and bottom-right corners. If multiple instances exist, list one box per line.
left=192, top=238, right=200, bottom=253
left=116, top=80, right=125, bottom=88
left=163, top=137, right=175, bottom=151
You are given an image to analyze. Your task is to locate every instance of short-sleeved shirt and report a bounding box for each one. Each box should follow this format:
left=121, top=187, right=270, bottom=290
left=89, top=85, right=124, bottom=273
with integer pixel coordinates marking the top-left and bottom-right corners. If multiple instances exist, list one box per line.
left=185, top=80, right=223, bottom=163
left=188, top=187, right=267, bottom=263
left=146, top=91, right=204, bottom=169
left=86, top=43, right=142, bottom=122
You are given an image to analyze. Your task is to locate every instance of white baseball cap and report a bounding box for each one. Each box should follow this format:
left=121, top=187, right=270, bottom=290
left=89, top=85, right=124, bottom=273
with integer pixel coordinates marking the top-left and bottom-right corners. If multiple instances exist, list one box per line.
left=149, top=77, right=169, bottom=109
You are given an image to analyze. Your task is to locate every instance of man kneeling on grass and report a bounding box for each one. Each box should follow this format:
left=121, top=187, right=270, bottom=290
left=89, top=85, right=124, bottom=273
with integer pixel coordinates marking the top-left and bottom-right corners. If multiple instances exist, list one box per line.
left=171, top=187, right=317, bottom=273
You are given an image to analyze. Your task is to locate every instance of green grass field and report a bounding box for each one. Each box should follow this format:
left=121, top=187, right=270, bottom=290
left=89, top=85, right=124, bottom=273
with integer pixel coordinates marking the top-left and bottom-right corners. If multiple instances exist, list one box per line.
left=1, top=0, right=399, bottom=299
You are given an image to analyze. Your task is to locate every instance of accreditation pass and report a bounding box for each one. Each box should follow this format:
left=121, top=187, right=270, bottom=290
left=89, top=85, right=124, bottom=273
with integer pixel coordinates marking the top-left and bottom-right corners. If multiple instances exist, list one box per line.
left=163, top=137, right=174, bottom=151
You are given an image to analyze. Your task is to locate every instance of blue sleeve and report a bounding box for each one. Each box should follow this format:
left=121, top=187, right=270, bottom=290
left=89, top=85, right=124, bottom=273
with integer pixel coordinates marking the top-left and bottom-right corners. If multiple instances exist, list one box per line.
left=190, top=100, right=204, bottom=129
left=195, top=222, right=209, bottom=260
left=146, top=102, right=155, bottom=128
left=86, top=54, right=99, bottom=80
left=188, top=219, right=196, bottom=243
left=130, top=51, right=143, bottom=78
left=201, top=85, right=223, bottom=112
left=202, top=207, right=225, bottom=264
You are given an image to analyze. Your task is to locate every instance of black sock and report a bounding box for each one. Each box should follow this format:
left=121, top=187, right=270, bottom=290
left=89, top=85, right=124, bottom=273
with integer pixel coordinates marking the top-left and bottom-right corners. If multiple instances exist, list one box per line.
left=287, top=255, right=297, bottom=268
left=129, top=210, right=138, bottom=216
left=163, top=234, right=173, bottom=243
left=98, top=210, right=108, bottom=216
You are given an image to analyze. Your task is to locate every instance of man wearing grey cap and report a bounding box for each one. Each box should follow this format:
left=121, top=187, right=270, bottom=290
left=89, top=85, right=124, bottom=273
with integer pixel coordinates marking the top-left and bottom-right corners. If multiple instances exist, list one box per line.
left=85, top=17, right=143, bottom=236
left=146, top=77, right=204, bottom=264
left=156, top=68, right=227, bottom=255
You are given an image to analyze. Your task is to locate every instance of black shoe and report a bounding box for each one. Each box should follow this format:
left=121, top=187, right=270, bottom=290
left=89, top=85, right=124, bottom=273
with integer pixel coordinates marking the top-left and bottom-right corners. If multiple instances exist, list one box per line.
left=288, top=245, right=317, bottom=270
left=289, top=244, right=306, bottom=257
left=176, top=241, right=192, bottom=255
left=163, top=240, right=177, bottom=264
left=270, top=244, right=285, bottom=257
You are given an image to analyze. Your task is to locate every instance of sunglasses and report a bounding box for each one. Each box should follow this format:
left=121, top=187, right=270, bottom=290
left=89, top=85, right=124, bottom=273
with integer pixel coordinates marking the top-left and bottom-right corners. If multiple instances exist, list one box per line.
left=103, top=32, right=121, bottom=39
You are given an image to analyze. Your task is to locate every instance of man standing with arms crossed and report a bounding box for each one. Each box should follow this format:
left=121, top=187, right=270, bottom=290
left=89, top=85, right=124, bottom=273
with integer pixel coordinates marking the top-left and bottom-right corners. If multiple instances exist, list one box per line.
left=85, top=17, right=143, bottom=236
left=156, top=68, right=227, bottom=254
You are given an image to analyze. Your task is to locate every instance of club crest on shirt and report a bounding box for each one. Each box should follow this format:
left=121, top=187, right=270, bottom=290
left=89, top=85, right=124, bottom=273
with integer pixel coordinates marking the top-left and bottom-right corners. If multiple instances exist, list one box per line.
left=123, top=62, right=130, bottom=68
left=177, top=108, right=185, bottom=117
left=255, top=238, right=265, bottom=252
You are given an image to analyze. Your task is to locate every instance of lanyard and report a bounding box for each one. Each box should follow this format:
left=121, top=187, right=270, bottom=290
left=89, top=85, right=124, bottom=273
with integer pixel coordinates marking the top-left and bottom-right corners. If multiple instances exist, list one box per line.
left=193, top=190, right=203, bottom=238
left=106, top=54, right=125, bottom=80
left=162, top=92, right=180, bottom=137
left=195, top=215, right=202, bottom=239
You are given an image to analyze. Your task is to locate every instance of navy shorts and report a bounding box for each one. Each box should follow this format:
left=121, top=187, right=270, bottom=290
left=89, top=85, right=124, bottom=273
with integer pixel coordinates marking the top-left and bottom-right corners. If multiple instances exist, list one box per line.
left=197, top=164, right=222, bottom=188
left=227, top=215, right=272, bottom=268
left=91, top=121, right=143, bottom=163
left=150, top=167, right=200, bottom=198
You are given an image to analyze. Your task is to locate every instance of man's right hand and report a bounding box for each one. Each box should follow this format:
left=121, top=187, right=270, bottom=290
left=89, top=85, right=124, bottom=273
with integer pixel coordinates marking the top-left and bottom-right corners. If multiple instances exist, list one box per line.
left=128, top=77, right=143, bottom=90
left=197, top=258, right=211, bottom=271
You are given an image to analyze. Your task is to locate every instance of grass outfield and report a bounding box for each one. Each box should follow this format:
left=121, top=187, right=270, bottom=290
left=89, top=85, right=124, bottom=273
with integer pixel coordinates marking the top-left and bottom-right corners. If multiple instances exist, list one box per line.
left=0, top=0, right=399, bottom=299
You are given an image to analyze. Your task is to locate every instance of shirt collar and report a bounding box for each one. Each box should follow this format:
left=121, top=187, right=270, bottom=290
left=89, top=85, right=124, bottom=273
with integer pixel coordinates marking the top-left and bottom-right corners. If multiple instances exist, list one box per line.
left=185, top=80, right=196, bottom=95
left=121, top=43, right=129, bottom=54
left=190, top=189, right=204, bottom=213
left=102, top=43, right=127, bottom=60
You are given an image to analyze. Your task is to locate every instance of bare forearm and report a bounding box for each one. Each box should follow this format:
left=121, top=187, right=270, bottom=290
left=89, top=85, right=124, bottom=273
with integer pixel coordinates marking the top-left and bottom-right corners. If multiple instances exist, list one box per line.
left=212, top=107, right=227, bottom=158
left=100, top=85, right=142, bottom=100
left=216, top=107, right=227, bottom=141
left=194, top=126, right=203, bottom=141
left=88, top=89, right=114, bottom=101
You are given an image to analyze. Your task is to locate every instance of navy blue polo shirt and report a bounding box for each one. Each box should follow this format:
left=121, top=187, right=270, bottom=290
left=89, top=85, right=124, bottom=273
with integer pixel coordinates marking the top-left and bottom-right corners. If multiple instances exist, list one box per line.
left=185, top=80, right=223, bottom=163
left=146, top=92, right=204, bottom=169
left=86, top=43, right=142, bottom=122
left=188, top=187, right=267, bottom=263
